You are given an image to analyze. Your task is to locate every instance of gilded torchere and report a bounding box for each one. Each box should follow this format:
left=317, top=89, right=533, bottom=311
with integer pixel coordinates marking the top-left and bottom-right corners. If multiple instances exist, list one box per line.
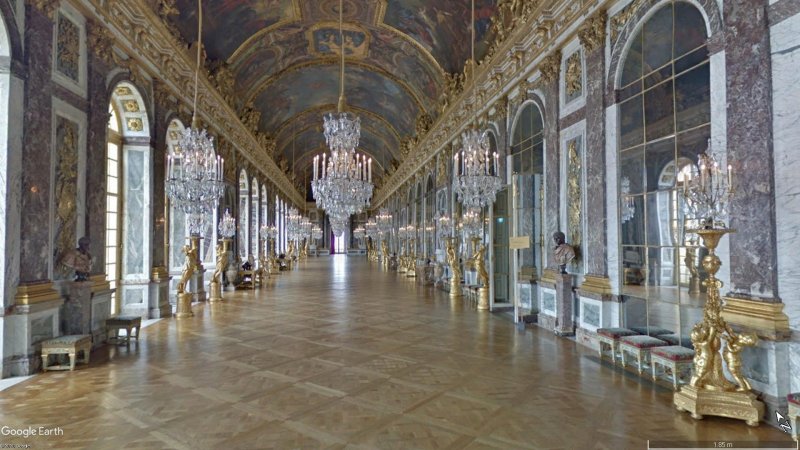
left=209, top=240, right=229, bottom=303
left=472, top=243, right=489, bottom=310
left=446, top=237, right=462, bottom=297
left=674, top=228, right=763, bottom=426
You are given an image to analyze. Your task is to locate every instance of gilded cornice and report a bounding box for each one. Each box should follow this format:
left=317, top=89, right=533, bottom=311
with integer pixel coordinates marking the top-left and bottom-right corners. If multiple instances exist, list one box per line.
left=372, top=0, right=596, bottom=207
left=74, top=0, right=305, bottom=207
left=243, top=58, right=429, bottom=116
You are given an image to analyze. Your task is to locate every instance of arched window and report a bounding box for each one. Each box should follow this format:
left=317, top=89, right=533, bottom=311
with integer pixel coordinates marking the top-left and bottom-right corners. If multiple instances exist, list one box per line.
left=107, top=82, right=152, bottom=316
left=425, top=175, right=435, bottom=257
left=511, top=102, right=545, bottom=274
left=238, top=170, right=249, bottom=259
left=167, top=119, right=185, bottom=274
left=617, top=2, right=710, bottom=335
left=251, top=178, right=259, bottom=259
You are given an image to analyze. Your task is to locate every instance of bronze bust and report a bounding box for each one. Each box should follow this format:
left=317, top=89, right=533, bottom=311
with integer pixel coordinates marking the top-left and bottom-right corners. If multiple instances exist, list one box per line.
left=553, top=231, right=575, bottom=274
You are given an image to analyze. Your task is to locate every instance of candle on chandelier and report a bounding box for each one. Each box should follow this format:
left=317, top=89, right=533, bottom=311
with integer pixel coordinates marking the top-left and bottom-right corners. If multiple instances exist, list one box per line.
left=368, top=158, right=372, bottom=182
left=167, top=155, right=172, bottom=179
left=493, top=152, right=498, bottom=176
left=700, top=163, right=706, bottom=189
left=221, top=157, right=224, bottom=181
left=322, top=153, right=327, bottom=178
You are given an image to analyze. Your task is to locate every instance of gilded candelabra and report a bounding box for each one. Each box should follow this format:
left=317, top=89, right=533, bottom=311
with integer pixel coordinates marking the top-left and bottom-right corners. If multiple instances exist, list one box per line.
left=406, top=238, right=416, bottom=278
left=673, top=146, right=762, bottom=425
left=175, top=238, right=200, bottom=319
left=674, top=229, right=763, bottom=425
left=209, top=239, right=229, bottom=303
left=381, top=240, right=389, bottom=270
left=446, top=237, right=462, bottom=297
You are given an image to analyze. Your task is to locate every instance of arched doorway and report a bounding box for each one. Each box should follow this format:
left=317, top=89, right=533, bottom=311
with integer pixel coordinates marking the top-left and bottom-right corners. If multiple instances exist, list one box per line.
left=106, top=82, right=152, bottom=317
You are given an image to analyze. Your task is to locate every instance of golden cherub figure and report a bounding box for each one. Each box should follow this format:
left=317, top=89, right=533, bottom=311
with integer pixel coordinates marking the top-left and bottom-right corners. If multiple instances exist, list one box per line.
left=723, top=332, right=758, bottom=392
left=472, top=243, right=489, bottom=288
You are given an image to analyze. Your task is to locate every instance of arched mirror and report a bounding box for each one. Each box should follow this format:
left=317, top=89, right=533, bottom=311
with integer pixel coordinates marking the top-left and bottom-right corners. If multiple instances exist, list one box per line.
left=618, top=2, right=710, bottom=342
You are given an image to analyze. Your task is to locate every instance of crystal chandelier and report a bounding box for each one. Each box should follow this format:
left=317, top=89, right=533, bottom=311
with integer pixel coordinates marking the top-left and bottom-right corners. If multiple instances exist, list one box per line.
left=218, top=209, right=236, bottom=239
left=376, top=208, right=393, bottom=237
left=683, top=141, right=734, bottom=229
left=452, top=0, right=502, bottom=210
left=311, top=224, right=323, bottom=243
left=165, top=0, right=224, bottom=237
left=436, top=213, right=452, bottom=239
left=311, top=0, right=374, bottom=220
left=330, top=214, right=349, bottom=238
left=620, top=177, right=635, bottom=224
left=460, top=208, right=483, bottom=238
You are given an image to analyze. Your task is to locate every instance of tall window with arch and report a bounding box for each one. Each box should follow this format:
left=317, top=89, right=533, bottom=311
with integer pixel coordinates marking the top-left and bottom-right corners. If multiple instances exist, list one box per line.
left=510, top=103, right=545, bottom=278
left=106, top=82, right=152, bottom=316
left=617, top=2, right=710, bottom=336
left=238, top=170, right=249, bottom=259
left=251, top=178, right=259, bottom=260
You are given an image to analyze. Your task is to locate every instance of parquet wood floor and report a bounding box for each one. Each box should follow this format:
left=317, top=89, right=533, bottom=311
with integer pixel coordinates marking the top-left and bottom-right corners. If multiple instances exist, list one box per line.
left=1, top=256, right=793, bottom=449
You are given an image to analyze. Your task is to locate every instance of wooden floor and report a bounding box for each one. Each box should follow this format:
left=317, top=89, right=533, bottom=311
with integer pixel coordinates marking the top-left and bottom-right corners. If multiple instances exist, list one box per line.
left=1, top=256, right=792, bottom=449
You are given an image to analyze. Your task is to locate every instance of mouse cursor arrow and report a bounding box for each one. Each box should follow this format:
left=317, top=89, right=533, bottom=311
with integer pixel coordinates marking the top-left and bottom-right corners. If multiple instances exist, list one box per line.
left=776, top=411, right=792, bottom=434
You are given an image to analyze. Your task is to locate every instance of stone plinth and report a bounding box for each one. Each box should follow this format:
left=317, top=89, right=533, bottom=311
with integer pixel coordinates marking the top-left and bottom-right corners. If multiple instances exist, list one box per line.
left=61, top=281, right=92, bottom=335
left=191, top=269, right=207, bottom=302
left=555, top=273, right=575, bottom=336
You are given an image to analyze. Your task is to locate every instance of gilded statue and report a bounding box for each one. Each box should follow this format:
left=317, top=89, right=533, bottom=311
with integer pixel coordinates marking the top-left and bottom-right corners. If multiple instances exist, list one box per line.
left=723, top=332, right=758, bottom=392
left=287, top=241, right=296, bottom=260
left=176, top=244, right=198, bottom=294
left=212, top=242, right=226, bottom=285
left=381, top=240, right=389, bottom=265
left=61, top=236, right=93, bottom=282
left=446, top=238, right=461, bottom=283
left=472, top=243, right=489, bottom=288
left=553, top=231, right=576, bottom=274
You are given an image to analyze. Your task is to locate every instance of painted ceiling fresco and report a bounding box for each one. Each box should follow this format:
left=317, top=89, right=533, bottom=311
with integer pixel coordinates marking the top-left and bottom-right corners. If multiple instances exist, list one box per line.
left=167, top=0, right=498, bottom=182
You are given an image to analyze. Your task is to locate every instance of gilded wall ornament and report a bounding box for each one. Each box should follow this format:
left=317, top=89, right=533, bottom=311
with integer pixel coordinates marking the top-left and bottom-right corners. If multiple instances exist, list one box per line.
left=54, top=117, right=80, bottom=279
left=415, top=113, right=433, bottom=138
left=115, top=85, right=133, bottom=96
left=539, top=50, right=562, bottom=84
left=122, top=100, right=140, bottom=113
left=567, top=138, right=582, bottom=254
left=56, top=13, right=81, bottom=82
left=578, top=10, right=607, bottom=52
left=240, top=102, right=261, bottom=132
left=209, top=61, right=236, bottom=107
left=126, top=117, right=144, bottom=132
left=565, top=51, right=582, bottom=97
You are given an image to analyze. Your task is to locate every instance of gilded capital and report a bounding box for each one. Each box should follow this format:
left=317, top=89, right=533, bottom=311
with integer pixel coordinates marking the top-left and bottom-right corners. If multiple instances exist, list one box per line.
left=539, top=50, right=562, bottom=84
left=31, top=0, right=59, bottom=19
left=88, top=24, right=116, bottom=65
left=578, top=10, right=608, bottom=52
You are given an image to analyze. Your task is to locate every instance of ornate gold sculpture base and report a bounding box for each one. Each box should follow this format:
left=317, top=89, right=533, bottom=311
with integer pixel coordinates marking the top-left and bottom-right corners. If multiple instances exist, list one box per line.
left=477, top=287, right=489, bottom=310
left=208, top=281, right=223, bottom=303
left=674, top=385, right=763, bottom=426
left=176, top=292, right=194, bottom=319
left=449, top=278, right=462, bottom=298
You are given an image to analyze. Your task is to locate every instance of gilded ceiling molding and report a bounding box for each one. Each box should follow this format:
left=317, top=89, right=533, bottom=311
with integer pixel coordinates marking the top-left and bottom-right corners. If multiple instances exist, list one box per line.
left=539, top=50, right=562, bottom=84
left=243, top=58, right=429, bottom=116
left=273, top=103, right=402, bottom=148
left=31, top=0, right=59, bottom=19
left=610, top=0, right=645, bottom=43
left=88, top=22, right=116, bottom=65
left=371, top=0, right=597, bottom=208
left=74, top=0, right=304, bottom=207
left=578, top=9, right=607, bottom=52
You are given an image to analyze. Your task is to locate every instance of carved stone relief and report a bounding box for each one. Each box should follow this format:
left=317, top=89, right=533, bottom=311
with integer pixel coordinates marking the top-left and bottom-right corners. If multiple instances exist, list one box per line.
left=564, top=50, right=583, bottom=101
left=566, top=136, right=582, bottom=262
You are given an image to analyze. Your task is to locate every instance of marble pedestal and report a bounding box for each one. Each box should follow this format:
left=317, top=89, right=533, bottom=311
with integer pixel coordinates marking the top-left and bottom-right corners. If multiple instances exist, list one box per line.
left=555, top=274, right=575, bottom=336
left=449, top=276, right=462, bottom=298
left=209, top=281, right=223, bottom=303
left=61, top=282, right=92, bottom=335
left=191, top=268, right=207, bottom=302
left=148, top=277, right=172, bottom=318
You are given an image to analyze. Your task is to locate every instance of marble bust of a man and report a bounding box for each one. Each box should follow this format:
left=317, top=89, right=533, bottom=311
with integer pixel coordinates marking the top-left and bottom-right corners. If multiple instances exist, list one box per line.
left=553, top=231, right=575, bottom=274
left=61, top=236, right=93, bottom=281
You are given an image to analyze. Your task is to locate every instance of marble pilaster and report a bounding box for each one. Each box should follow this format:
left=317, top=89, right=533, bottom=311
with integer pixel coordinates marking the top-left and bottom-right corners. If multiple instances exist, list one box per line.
left=20, top=5, right=55, bottom=282
left=724, top=0, right=780, bottom=301
left=85, top=51, right=110, bottom=274
left=582, top=41, right=607, bottom=278
left=542, top=79, right=561, bottom=271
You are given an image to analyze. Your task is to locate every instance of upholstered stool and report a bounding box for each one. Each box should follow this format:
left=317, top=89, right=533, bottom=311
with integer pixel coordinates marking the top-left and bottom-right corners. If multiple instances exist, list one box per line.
left=619, top=335, right=668, bottom=374
left=596, top=328, right=640, bottom=364
left=106, top=316, right=142, bottom=347
left=630, top=326, right=673, bottom=337
left=236, top=270, right=255, bottom=290
left=659, top=333, right=693, bottom=348
left=650, top=345, right=695, bottom=389
left=41, top=335, right=92, bottom=371
left=788, top=393, right=799, bottom=440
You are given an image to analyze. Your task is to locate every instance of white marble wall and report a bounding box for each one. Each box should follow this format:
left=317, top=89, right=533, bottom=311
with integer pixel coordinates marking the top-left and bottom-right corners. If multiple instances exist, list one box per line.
left=771, top=12, right=800, bottom=393
left=605, top=106, right=621, bottom=296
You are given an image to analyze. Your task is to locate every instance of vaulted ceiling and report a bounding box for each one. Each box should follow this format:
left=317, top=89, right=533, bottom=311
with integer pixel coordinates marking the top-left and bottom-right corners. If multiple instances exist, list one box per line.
left=168, top=0, right=497, bottom=193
